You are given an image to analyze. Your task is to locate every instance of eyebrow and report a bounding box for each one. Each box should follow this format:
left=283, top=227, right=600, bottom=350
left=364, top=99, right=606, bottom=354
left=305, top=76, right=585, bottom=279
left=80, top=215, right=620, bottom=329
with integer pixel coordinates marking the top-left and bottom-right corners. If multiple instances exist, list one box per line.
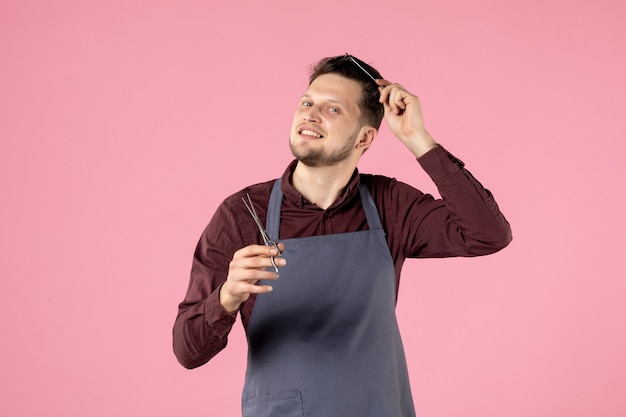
left=300, top=94, right=347, bottom=107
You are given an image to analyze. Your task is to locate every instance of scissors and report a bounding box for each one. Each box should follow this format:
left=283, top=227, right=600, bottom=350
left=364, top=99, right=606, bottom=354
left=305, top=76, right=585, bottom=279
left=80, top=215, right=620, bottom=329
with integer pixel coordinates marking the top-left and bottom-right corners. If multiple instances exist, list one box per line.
left=242, top=193, right=282, bottom=277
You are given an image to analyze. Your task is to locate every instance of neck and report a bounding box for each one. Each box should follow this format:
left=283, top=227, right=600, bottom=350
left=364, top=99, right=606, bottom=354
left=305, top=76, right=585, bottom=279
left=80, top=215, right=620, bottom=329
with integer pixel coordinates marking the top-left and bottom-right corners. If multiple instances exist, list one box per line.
left=292, top=161, right=357, bottom=210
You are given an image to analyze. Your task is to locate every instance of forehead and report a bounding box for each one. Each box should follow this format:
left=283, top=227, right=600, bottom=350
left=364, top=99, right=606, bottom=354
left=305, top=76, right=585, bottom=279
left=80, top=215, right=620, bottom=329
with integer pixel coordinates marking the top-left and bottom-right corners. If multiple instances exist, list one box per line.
left=304, top=73, right=363, bottom=109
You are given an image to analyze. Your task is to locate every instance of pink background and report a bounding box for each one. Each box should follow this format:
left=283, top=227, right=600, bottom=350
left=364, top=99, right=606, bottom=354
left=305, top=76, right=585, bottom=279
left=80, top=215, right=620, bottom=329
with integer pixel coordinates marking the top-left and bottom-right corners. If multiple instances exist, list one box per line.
left=1, top=0, right=625, bottom=416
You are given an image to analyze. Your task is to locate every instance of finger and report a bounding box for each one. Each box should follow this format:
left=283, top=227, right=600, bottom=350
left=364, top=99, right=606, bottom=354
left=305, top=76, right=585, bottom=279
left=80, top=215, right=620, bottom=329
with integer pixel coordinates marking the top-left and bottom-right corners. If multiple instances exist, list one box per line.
left=390, top=89, right=410, bottom=114
left=244, top=255, right=286, bottom=271
left=376, top=79, right=391, bottom=92
left=230, top=260, right=281, bottom=279
left=254, top=254, right=287, bottom=269
left=379, top=83, right=402, bottom=114
left=382, top=100, right=393, bottom=117
left=224, top=281, right=273, bottom=301
left=248, top=283, right=275, bottom=294
left=276, top=242, right=285, bottom=254
left=387, top=92, right=403, bottom=115
left=378, top=83, right=392, bottom=104
left=235, top=244, right=280, bottom=259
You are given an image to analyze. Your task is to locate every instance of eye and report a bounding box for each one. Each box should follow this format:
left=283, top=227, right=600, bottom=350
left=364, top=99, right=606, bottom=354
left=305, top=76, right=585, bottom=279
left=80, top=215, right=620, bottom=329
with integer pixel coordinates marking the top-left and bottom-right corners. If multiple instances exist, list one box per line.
left=328, top=107, right=340, bottom=114
left=302, top=101, right=312, bottom=107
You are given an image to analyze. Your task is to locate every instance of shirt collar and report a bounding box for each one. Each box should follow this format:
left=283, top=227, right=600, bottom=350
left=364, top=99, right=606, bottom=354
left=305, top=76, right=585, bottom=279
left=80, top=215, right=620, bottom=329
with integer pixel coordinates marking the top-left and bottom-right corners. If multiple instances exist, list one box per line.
left=280, top=159, right=361, bottom=210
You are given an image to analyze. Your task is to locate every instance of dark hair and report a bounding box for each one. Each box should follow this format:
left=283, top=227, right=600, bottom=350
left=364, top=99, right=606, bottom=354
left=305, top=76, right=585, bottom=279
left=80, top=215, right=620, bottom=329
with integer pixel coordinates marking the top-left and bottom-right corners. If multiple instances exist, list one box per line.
left=309, top=54, right=384, bottom=129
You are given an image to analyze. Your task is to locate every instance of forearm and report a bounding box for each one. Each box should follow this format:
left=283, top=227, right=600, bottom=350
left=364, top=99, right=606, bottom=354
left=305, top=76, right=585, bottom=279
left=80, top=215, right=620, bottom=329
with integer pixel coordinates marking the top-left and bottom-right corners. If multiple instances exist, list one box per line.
left=172, top=200, right=246, bottom=368
left=173, top=288, right=237, bottom=369
left=402, top=130, right=439, bottom=159
left=413, top=146, right=512, bottom=256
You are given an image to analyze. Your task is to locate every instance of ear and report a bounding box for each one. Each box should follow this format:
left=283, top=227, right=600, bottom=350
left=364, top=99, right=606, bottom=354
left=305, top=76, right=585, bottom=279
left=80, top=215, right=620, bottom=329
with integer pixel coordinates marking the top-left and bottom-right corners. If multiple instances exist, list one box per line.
left=355, top=126, right=377, bottom=151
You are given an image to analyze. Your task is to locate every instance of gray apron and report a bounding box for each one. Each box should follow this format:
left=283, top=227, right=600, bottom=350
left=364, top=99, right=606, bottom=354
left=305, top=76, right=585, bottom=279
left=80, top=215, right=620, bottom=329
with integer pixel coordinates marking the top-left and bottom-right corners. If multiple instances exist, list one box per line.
left=242, top=179, right=416, bottom=417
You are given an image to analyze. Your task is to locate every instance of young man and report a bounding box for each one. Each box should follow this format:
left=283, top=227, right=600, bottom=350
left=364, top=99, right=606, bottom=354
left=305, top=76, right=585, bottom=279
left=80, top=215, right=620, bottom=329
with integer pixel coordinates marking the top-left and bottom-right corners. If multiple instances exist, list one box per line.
left=173, top=55, right=512, bottom=416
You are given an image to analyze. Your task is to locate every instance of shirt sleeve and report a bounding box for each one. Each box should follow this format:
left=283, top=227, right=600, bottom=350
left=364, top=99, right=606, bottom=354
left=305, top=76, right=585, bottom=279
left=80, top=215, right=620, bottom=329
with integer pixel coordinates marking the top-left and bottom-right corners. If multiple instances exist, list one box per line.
left=391, top=145, right=512, bottom=258
left=172, top=200, right=244, bottom=369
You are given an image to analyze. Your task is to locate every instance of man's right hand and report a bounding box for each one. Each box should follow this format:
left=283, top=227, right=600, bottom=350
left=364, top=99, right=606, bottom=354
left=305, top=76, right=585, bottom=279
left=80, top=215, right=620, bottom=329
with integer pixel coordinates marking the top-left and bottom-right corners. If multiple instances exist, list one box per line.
left=219, top=243, right=286, bottom=312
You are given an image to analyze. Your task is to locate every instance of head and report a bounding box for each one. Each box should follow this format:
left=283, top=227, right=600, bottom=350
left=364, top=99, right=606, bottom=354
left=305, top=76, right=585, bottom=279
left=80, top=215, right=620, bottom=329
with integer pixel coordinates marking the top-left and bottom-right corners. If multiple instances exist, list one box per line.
left=309, top=54, right=384, bottom=129
left=289, top=55, right=384, bottom=168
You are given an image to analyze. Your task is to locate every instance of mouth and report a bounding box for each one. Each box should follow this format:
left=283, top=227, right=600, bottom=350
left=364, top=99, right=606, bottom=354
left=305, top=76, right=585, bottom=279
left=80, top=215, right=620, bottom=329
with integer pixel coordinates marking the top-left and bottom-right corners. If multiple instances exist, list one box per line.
left=298, top=128, right=324, bottom=139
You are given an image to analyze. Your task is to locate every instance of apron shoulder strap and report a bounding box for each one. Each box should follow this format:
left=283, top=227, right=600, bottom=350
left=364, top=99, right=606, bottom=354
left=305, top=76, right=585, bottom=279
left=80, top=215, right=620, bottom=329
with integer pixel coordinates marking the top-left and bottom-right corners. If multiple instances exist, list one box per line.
left=266, top=179, right=283, bottom=239
left=358, top=177, right=384, bottom=231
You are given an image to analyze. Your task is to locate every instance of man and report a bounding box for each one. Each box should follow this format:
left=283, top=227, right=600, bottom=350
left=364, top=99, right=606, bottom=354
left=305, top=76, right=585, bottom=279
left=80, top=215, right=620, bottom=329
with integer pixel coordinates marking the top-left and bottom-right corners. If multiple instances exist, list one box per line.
left=173, top=54, right=512, bottom=416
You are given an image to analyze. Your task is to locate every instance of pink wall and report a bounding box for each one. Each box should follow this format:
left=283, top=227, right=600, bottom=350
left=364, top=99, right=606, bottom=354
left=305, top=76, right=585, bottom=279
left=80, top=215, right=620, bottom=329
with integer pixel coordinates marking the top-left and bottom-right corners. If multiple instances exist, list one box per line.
left=1, top=0, right=625, bottom=416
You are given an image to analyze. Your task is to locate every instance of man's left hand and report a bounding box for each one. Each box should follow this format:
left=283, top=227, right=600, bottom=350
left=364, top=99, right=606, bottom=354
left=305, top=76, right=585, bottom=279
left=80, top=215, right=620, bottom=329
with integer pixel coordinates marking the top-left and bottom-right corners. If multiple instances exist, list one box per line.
left=377, top=80, right=438, bottom=158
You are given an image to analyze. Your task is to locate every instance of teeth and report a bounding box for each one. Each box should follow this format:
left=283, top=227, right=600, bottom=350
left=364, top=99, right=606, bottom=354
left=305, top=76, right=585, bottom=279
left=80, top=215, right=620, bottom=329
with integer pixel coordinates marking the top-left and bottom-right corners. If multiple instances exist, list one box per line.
left=301, top=130, right=322, bottom=138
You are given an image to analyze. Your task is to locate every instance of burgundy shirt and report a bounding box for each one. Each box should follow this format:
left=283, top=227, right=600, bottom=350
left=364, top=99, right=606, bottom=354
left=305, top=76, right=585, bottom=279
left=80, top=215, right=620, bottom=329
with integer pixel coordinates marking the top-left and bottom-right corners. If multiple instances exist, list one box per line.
left=173, top=146, right=512, bottom=369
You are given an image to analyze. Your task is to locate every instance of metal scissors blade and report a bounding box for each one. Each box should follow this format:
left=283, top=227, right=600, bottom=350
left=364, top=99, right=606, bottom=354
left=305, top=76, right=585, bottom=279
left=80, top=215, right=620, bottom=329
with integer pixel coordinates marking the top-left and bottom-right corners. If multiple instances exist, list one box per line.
left=242, top=193, right=281, bottom=275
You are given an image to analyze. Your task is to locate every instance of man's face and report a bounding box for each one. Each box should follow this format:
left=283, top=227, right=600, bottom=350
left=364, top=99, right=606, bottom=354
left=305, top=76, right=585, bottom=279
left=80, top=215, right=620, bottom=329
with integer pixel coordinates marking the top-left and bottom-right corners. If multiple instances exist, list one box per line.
left=289, top=73, right=367, bottom=167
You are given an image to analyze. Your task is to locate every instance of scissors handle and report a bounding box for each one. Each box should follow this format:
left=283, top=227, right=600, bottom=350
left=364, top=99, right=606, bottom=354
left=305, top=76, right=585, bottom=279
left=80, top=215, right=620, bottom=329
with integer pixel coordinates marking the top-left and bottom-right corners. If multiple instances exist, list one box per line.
left=242, top=194, right=282, bottom=276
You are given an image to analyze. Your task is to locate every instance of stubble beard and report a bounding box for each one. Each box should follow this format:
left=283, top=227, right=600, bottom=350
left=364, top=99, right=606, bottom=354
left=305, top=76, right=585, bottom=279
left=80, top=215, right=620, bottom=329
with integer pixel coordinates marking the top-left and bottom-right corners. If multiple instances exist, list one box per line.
left=289, top=132, right=358, bottom=168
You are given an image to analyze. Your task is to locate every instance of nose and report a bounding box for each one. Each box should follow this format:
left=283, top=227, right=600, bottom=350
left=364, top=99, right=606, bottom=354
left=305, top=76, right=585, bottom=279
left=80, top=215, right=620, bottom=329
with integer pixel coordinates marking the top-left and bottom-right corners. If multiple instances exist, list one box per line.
left=302, top=105, right=321, bottom=123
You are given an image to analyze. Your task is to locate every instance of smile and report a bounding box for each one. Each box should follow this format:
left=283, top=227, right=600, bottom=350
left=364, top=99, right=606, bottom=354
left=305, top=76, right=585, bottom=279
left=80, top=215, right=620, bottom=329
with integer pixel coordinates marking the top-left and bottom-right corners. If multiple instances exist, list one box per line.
left=299, top=129, right=323, bottom=139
